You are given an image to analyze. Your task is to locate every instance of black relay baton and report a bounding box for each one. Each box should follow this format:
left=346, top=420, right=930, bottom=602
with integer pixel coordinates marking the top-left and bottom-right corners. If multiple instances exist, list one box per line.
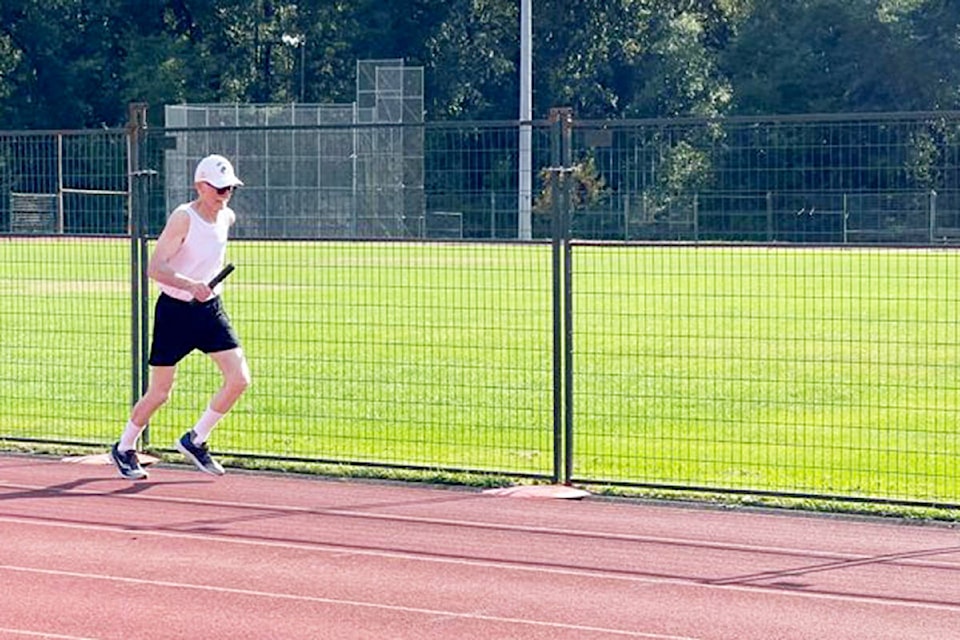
left=191, top=263, right=235, bottom=304
left=207, top=263, right=235, bottom=289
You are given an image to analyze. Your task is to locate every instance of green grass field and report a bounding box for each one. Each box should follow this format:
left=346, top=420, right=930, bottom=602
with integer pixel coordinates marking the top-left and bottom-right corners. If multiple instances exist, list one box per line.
left=572, top=247, right=960, bottom=503
left=1, top=238, right=959, bottom=505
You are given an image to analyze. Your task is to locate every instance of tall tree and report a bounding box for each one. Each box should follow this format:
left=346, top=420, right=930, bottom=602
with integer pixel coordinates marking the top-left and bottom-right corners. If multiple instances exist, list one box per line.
left=721, top=0, right=960, bottom=114
left=533, top=0, right=738, bottom=119
left=0, top=0, right=125, bottom=127
left=419, top=0, right=519, bottom=119
left=0, top=0, right=957, bottom=129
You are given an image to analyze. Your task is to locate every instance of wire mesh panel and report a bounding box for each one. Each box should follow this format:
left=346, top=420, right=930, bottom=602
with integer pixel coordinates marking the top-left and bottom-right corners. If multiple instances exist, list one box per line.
left=425, top=123, right=554, bottom=239
left=570, top=114, right=960, bottom=244
left=571, top=244, right=960, bottom=503
left=60, top=132, right=129, bottom=234
left=0, top=130, right=133, bottom=446
left=165, top=60, right=425, bottom=240
left=0, top=135, right=58, bottom=233
left=0, top=131, right=128, bottom=235
left=140, top=240, right=556, bottom=477
left=0, top=236, right=132, bottom=445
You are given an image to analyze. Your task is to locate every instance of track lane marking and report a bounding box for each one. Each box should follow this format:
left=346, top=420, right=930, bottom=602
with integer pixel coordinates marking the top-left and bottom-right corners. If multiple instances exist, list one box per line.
left=0, top=564, right=697, bottom=640
left=1, top=514, right=959, bottom=614
left=0, top=628, right=99, bottom=639
left=1, top=480, right=957, bottom=573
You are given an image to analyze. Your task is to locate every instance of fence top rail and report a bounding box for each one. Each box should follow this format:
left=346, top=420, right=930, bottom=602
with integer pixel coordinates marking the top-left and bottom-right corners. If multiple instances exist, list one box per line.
left=569, top=239, right=960, bottom=250
left=158, top=119, right=552, bottom=134
left=575, top=109, right=960, bottom=128
left=2, top=109, right=960, bottom=138
left=0, top=127, right=128, bottom=138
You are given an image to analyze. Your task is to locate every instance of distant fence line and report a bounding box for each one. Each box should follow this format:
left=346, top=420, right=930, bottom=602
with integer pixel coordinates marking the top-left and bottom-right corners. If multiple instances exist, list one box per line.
left=1, top=108, right=960, bottom=243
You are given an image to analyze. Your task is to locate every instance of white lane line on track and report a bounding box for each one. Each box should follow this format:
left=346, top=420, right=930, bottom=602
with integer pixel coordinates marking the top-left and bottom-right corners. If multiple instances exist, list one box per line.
left=0, top=564, right=696, bottom=640
left=0, top=628, right=99, bottom=640
left=0, top=512, right=674, bottom=584
left=1, top=514, right=959, bottom=614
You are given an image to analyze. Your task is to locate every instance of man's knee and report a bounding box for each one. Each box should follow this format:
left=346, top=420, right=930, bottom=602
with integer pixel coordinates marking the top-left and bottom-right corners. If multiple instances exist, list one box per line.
left=229, top=371, right=251, bottom=395
left=225, top=364, right=251, bottom=395
left=145, top=385, right=173, bottom=406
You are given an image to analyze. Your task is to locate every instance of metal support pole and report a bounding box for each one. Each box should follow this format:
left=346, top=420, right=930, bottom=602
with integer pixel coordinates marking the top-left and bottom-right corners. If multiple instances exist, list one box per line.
left=300, top=40, right=306, bottom=102
left=694, top=193, right=700, bottom=242
left=549, top=109, right=564, bottom=484
left=56, top=134, right=64, bottom=234
left=930, top=189, right=937, bottom=243
left=547, top=107, right=575, bottom=485
left=558, top=109, right=575, bottom=486
left=843, top=193, right=849, bottom=244
left=766, top=191, right=773, bottom=242
left=517, top=0, right=533, bottom=239
left=126, top=103, right=153, bottom=447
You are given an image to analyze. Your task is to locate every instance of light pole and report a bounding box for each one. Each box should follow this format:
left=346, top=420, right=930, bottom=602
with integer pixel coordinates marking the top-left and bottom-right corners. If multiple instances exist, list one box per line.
left=518, top=0, right=532, bottom=240
left=281, top=33, right=306, bottom=102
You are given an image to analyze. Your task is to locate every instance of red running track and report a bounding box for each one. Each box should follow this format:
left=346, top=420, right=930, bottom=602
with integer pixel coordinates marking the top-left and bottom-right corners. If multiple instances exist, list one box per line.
left=0, top=454, right=958, bottom=639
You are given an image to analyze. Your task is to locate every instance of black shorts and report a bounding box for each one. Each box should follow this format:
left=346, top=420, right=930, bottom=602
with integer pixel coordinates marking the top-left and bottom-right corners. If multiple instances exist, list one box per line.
left=148, top=293, right=241, bottom=366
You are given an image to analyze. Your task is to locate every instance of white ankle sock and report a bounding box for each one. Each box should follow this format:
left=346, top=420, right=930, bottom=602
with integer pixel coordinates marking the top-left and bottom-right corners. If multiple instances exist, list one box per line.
left=118, top=420, right=144, bottom=451
left=191, top=407, right=224, bottom=444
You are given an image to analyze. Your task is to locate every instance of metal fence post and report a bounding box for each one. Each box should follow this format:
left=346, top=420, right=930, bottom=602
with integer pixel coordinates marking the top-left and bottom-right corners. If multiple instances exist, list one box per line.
left=694, top=193, right=700, bottom=241
left=766, top=191, right=773, bottom=241
left=930, top=189, right=938, bottom=243
left=842, top=193, right=849, bottom=244
left=548, top=108, right=565, bottom=484
left=126, top=103, right=150, bottom=447
left=560, top=110, right=575, bottom=486
left=547, top=106, right=576, bottom=485
left=56, top=134, right=65, bottom=234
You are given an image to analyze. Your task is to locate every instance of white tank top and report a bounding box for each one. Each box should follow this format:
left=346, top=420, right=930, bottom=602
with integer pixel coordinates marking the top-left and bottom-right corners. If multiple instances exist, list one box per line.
left=158, top=203, right=231, bottom=302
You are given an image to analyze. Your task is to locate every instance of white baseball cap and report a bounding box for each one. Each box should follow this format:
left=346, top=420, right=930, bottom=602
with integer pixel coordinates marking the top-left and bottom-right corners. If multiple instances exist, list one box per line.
left=194, top=154, right=244, bottom=189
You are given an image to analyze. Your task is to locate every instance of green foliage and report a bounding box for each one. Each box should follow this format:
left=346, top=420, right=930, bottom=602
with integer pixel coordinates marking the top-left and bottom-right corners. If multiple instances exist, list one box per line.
left=0, top=1, right=958, bottom=126
left=532, top=153, right=608, bottom=214
left=721, top=0, right=960, bottom=115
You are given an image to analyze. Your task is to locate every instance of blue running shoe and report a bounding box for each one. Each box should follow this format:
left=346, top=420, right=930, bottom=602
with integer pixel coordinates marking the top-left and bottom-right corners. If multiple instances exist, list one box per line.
left=175, top=430, right=225, bottom=476
left=110, top=442, right=149, bottom=480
